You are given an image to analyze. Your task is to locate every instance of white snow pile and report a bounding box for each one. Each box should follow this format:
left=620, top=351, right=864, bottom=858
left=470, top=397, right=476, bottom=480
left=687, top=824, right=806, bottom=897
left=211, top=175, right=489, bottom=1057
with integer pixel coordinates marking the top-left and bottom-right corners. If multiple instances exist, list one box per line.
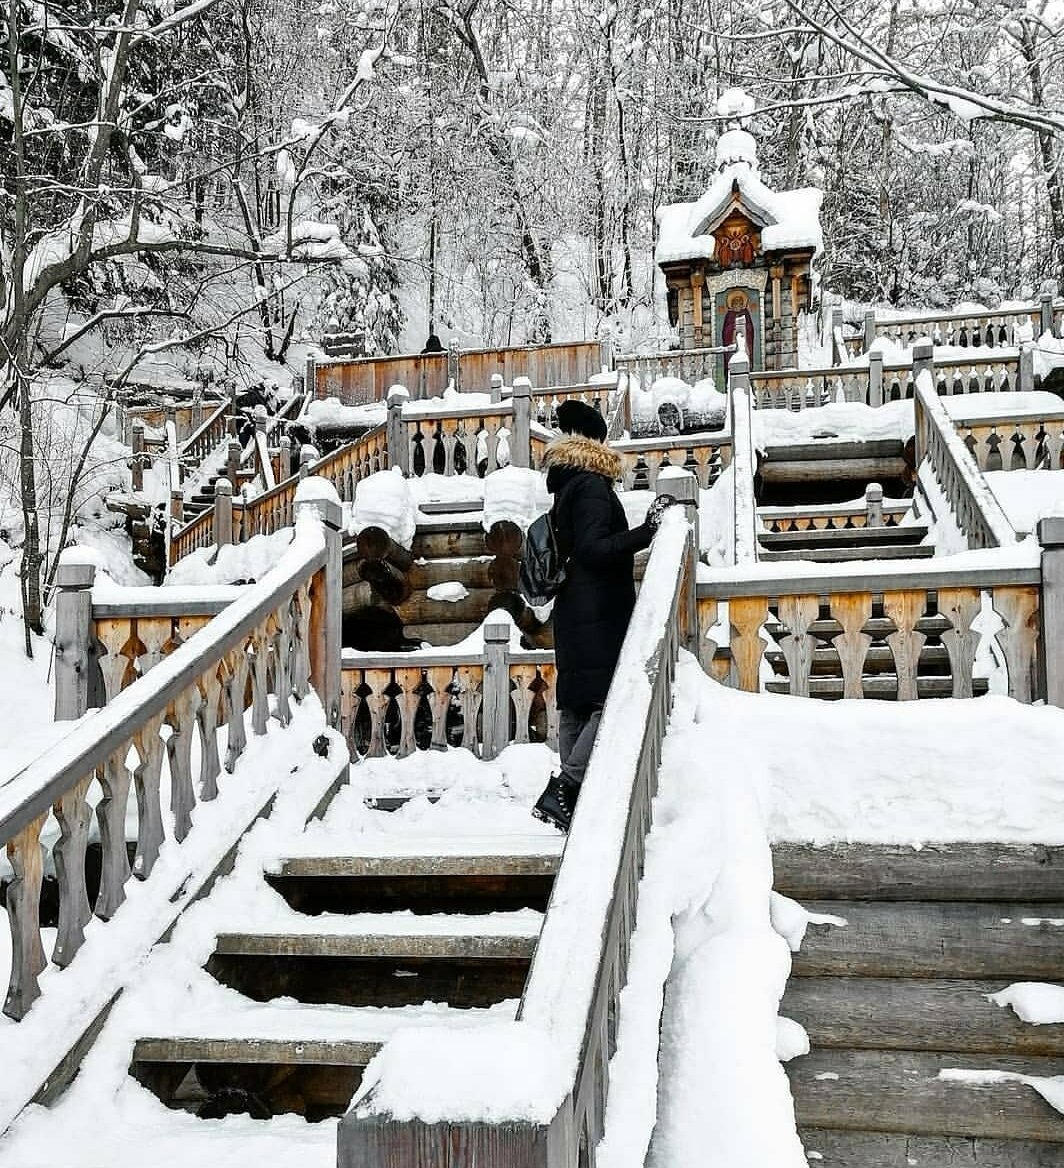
left=698, top=466, right=735, bottom=566
left=938, top=1067, right=1064, bottom=1116
left=629, top=376, right=726, bottom=432
left=481, top=466, right=549, bottom=532
left=302, top=397, right=387, bottom=434
left=942, top=391, right=1063, bottom=423
left=426, top=582, right=469, bottom=603
left=350, top=467, right=416, bottom=548
left=754, top=399, right=914, bottom=447
left=1033, top=333, right=1064, bottom=380
left=989, top=983, right=1064, bottom=1025
left=985, top=470, right=1064, bottom=536
left=166, top=527, right=294, bottom=585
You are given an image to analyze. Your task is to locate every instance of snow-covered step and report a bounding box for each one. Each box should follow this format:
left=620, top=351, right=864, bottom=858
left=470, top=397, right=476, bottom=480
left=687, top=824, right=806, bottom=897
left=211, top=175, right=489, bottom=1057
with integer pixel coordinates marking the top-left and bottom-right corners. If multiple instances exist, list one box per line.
left=759, top=525, right=929, bottom=551
left=792, top=901, right=1064, bottom=980
left=773, top=843, right=1064, bottom=903
left=789, top=1048, right=1064, bottom=1144
left=758, top=542, right=935, bottom=563
left=797, top=1128, right=1063, bottom=1168
left=417, top=500, right=484, bottom=515
left=782, top=977, right=1064, bottom=1057
left=765, top=675, right=988, bottom=699
left=266, top=852, right=559, bottom=916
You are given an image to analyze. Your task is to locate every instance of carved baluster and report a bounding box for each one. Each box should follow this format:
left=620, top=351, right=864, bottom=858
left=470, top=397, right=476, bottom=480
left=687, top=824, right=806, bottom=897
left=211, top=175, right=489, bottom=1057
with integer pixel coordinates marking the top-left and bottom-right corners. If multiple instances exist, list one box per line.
left=440, top=420, right=458, bottom=475
left=130, top=714, right=166, bottom=877
left=96, top=619, right=136, bottom=701
left=248, top=625, right=271, bottom=735
left=883, top=590, right=927, bottom=701
left=95, top=749, right=132, bottom=919
left=777, top=595, right=819, bottom=698
left=729, top=597, right=768, bottom=692
left=536, top=662, right=559, bottom=750
left=510, top=663, right=537, bottom=744
left=938, top=587, right=980, bottom=699
left=222, top=647, right=250, bottom=772
left=52, top=778, right=92, bottom=967
left=453, top=665, right=482, bottom=752
left=135, top=616, right=172, bottom=681
left=339, top=667, right=361, bottom=757
left=993, top=586, right=1040, bottom=703
left=4, top=813, right=48, bottom=1019
left=196, top=667, right=224, bottom=801
left=395, top=667, right=422, bottom=758
left=364, top=668, right=392, bottom=757
left=273, top=605, right=294, bottom=725
left=291, top=583, right=313, bottom=699
left=166, top=689, right=200, bottom=841
left=427, top=665, right=455, bottom=750
left=831, top=593, right=873, bottom=699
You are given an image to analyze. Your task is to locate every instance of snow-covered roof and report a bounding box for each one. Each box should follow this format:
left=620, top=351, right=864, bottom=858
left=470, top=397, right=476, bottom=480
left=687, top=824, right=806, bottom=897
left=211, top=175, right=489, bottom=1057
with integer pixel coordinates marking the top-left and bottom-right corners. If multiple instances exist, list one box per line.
left=656, top=135, right=823, bottom=266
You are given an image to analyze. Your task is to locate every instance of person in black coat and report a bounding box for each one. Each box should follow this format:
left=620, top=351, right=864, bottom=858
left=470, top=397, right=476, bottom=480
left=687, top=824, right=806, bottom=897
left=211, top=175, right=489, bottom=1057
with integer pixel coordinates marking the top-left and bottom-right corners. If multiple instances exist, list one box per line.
left=532, top=399, right=675, bottom=832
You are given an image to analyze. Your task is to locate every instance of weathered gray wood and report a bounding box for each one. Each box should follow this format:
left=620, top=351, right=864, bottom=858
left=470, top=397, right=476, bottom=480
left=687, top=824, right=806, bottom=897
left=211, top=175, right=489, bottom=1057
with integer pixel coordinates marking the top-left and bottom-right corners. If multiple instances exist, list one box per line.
left=355, top=526, right=415, bottom=570
left=783, top=978, right=1064, bottom=1056
left=51, top=776, right=93, bottom=967
left=792, top=900, right=1064, bottom=979
left=759, top=544, right=935, bottom=563
left=166, top=690, right=199, bottom=841
left=132, top=715, right=166, bottom=878
left=407, top=556, right=495, bottom=591
left=94, top=751, right=132, bottom=920
left=772, top=843, right=1064, bottom=902
left=482, top=621, right=511, bottom=762
left=759, top=526, right=928, bottom=548
left=54, top=560, right=96, bottom=720
left=764, top=675, right=989, bottom=699
left=697, top=565, right=1042, bottom=600
left=798, top=1127, right=1064, bottom=1167
left=90, top=596, right=237, bottom=619
left=4, top=814, right=48, bottom=1019
left=213, top=477, right=233, bottom=547
left=1038, top=516, right=1064, bottom=707
left=787, top=1048, right=1064, bottom=1142
left=511, top=376, right=532, bottom=468
left=133, top=1036, right=380, bottom=1065
left=212, top=932, right=538, bottom=959
left=277, top=854, right=561, bottom=878
left=410, top=523, right=487, bottom=559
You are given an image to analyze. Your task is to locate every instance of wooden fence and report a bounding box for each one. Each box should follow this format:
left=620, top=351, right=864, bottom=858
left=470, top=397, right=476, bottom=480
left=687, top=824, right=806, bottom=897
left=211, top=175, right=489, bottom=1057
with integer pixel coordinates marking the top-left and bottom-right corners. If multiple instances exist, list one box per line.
left=612, top=433, right=732, bottom=491
left=759, top=488, right=909, bottom=534
left=340, top=628, right=558, bottom=761
left=952, top=404, right=1064, bottom=475
left=310, top=341, right=605, bottom=405
left=615, top=345, right=721, bottom=389
left=4, top=489, right=343, bottom=1022
left=339, top=505, right=696, bottom=1167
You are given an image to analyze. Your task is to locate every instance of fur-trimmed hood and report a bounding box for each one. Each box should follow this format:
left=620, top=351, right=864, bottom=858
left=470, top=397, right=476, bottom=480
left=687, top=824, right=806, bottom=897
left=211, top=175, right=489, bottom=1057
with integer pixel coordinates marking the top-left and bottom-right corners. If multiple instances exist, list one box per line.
left=543, top=435, right=622, bottom=483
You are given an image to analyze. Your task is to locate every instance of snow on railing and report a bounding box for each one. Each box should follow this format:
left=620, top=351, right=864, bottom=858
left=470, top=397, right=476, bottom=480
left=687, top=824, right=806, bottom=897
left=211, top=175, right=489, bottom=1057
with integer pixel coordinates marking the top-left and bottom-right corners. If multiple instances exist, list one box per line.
left=2, top=482, right=343, bottom=1023
left=338, top=507, right=695, bottom=1167
left=728, top=353, right=758, bottom=564
left=913, top=359, right=1016, bottom=550
left=862, top=296, right=1061, bottom=352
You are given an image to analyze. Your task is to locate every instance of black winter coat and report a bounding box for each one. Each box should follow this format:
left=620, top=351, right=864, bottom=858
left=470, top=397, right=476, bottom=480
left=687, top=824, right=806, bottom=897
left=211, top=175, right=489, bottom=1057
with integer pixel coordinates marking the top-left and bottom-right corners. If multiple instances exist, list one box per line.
left=545, top=436, right=653, bottom=713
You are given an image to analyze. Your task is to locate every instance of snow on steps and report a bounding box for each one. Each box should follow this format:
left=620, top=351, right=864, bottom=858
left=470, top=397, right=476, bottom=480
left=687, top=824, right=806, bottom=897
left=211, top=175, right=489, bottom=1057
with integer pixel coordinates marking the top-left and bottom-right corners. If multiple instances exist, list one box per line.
left=774, top=842, right=1064, bottom=1161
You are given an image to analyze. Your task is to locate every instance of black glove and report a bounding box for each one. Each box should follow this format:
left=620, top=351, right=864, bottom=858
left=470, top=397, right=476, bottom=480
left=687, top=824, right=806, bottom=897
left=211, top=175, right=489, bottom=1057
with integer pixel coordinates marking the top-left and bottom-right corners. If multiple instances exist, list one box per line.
left=645, top=493, right=679, bottom=531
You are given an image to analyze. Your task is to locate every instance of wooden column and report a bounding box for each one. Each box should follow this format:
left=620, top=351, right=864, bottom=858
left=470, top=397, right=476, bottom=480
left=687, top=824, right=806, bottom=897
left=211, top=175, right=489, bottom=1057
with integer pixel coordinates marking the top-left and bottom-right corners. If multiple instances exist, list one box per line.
left=690, top=270, right=705, bottom=346
left=131, top=420, right=145, bottom=492
left=1041, top=292, right=1054, bottom=338
left=482, top=621, right=511, bottom=761
left=448, top=339, right=461, bottom=393
left=868, top=351, right=884, bottom=408
left=1039, top=516, right=1064, bottom=706
left=511, top=377, right=532, bottom=468
left=296, top=481, right=343, bottom=728
left=214, top=477, right=233, bottom=547
left=305, top=352, right=318, bottom=400
left=913, top=340, right=935, bottom=390
left=490, top=373, right=505, bottom=404
left=1019, top=343, right=1035, bottom=393
left=864, top=309, right=877, bottom=352
left=54, top=558, right=96, bottom=720
left=865, top=482, right=884, bottom=527
left=279, top=435, right=293, bottom=481
left=226, top=438, right=241, bottom=486
left=657, top=467, right=699, bottom=653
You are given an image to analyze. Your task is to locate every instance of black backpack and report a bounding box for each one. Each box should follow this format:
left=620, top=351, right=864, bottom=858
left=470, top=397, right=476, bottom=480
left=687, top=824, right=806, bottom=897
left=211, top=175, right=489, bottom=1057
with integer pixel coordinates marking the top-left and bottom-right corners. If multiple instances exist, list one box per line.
left=519, top=508, right=568, bottom=607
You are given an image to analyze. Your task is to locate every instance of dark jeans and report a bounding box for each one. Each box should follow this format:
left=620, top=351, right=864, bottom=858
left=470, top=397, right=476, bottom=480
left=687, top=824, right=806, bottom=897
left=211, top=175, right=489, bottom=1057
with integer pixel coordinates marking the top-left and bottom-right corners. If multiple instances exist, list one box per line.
left=559, top=706, right=602, bottom=786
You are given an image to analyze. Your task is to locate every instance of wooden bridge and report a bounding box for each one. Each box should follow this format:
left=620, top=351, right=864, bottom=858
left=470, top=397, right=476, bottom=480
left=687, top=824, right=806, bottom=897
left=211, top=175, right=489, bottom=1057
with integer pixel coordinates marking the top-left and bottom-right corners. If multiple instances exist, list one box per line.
left=6, top=299, right=1064, bottom=1164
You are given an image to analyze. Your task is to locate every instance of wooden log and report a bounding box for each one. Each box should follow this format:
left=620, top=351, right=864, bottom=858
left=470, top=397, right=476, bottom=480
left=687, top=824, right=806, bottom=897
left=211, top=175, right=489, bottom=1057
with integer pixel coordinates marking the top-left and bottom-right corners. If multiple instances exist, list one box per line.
left=396, top=588, right=497, bottom=625
left=402, top=621, right=480, bottom=647
left=411, top=526, right=487, bottom=559
left=484, top=519, right=523, bottom=557
left=772, top=843, right=1064, bottom=902
left=354, top=526, right=414, bottom=571
left=489, top=554, right=521, bottom=592
left=408, top=557, right=495, bottom=591
left=792, top=900, right=1064, bottom=979
left=357, top=558, right=413, bottom=606
left=787, top=1048, right=1064, bottom=1143
left=798, top=1128, right=1064, bottom=1168
left=783, top=977, right=1064, bottom=1057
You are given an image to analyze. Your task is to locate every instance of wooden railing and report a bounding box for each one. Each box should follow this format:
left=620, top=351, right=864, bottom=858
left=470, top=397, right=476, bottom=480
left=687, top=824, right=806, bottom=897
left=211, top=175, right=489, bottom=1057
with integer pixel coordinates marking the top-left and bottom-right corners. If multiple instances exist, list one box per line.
left=180, top=398, right=230, bottom=471
left=868, top=301, right=1056, bottom=350
left=529, top=381, right=613, bottom=428
left=729, top=354, right=759, bottom=564
left=951, top=405, right=1064, bottom=474
left=696, top=557, right=1041, bottom=702
left=612, top=432, right=731, bottom=491
left=760, top=491, right=909, bottom=534
left=340, top=626, right=558, bottom=761
left=914, top=364, right=1016, bottom=550
left=340, top=506, right=695, bottom=1167
left=750, top=363, right=871, bottom=410
left=615, top=345, right=720, bottom=388
left=2, top=489, right=342, bottom=1021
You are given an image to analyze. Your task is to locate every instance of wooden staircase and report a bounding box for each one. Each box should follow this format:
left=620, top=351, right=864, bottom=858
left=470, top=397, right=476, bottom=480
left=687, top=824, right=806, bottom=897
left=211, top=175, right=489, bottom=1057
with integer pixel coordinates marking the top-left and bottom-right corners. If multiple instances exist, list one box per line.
left=774, top=843, right=1064, bottom=1166
left=758, top=524, right=932, bottom=563
left=130, top=844, right=559, bottom=1122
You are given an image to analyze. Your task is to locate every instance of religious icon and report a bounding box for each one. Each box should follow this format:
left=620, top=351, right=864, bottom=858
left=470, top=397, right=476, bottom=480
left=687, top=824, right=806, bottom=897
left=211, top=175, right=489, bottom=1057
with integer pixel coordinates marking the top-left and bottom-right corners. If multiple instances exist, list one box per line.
left=721, top=290, right=755, bottom=375
left=714, top=213, right=759, bottom=269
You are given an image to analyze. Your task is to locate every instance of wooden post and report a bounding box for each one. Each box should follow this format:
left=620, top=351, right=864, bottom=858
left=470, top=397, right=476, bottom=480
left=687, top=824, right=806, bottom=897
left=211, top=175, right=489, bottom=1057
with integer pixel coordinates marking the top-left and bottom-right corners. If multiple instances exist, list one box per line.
left=1041, top=292, right=1054, bottom=338
left=387, top=385, right=409, bottom=475
left=214, top=477, right=233, bottom=547
left=54, top=557, right=96, bottom=721
left=131, top=420, right=145, bottom=492
left=482, top=621, right=511, bottom=761
left=227, top=438, right=241, bottom=487
left=599, top=335, right=613, bottom=372
left=253, top=404, right=267, bottom=434
left=305, top=352, right=318, bottom=400
left=511, top=377, right=532, bottom=468
left=656, top=467, right=699, bottom=653
left=490, top=373, right=505, bottom=404
left=164, top=397, right=177, bottom=441
left=170, top=488, right=183, bottom=523
left=1019, top=343, right=1035, bottom=393
left=913, top=340, right=935, bottom=391
left=868, top=351, right=884, bottom=408
left=864, top=309, right=876, bottom=352
left=448, top=338, right=460, bottom=393
left=192, top=383, right=204, bottom=432
left=865, top=482, right=884, bottom=527
left=296, top=480, right=343, bottom=728
left=279, top=435, right=293, bottom=481
left=1039, top=516, right=1064, bottom=706
left=300, top=444, right=319, bottom=478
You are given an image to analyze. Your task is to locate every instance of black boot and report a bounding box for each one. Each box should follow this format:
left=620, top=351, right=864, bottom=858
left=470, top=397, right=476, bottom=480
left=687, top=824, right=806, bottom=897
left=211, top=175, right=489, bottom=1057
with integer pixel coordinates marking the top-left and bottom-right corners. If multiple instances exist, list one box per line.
left=532, top=773, right=581, bottom=833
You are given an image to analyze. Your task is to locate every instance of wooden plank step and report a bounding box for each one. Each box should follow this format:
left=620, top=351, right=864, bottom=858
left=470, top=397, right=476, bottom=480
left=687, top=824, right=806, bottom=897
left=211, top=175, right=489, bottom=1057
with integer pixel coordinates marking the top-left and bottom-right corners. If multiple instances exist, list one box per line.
left=275, top=854, right=561, bottom=878
left=798, top=1127, right=1064, bottom=1166
left=418, top=500, right=484, bottom=515
left=133, top=1036, right=381, bottom=1066
left=765, top=675, right=988, bottom=698
left=213, top=932, right=538, bottom=959
left=787, top=1048, right=1064, bottom=1142
left=759, top=526, right=928, bottom=549
left=772, top=844, right=1064, bottom=903
left=762, top=440, right=908, bottom=462
left=792, top=902, right=1064, bottom=979
left=782, top=978, right=1064, bottom=1057
left=758, top=544, right=935, bottom=563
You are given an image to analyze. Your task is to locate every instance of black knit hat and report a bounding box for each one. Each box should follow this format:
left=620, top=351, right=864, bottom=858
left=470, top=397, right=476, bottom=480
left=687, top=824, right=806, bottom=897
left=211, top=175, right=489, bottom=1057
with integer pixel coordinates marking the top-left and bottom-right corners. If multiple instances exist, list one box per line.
left=556, top=399, right=607, bottom=442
